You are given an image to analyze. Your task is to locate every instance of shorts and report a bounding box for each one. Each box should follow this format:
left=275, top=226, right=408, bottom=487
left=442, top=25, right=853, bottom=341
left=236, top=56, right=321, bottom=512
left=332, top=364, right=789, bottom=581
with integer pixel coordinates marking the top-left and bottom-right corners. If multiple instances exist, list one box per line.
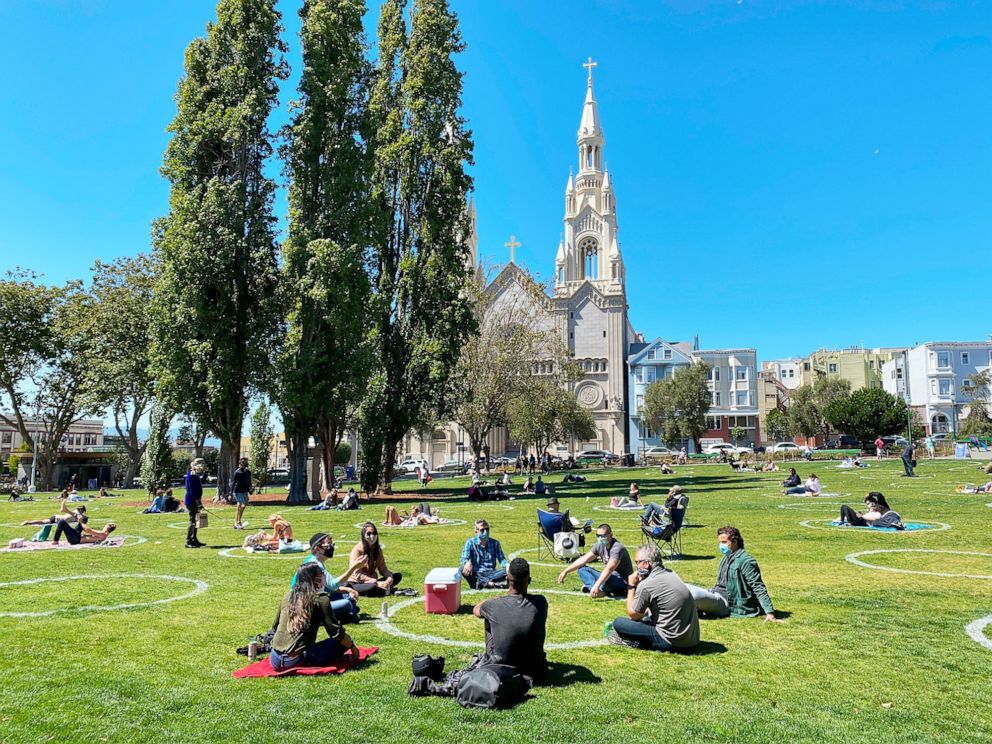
left=234, top=492, right=250, bottom=505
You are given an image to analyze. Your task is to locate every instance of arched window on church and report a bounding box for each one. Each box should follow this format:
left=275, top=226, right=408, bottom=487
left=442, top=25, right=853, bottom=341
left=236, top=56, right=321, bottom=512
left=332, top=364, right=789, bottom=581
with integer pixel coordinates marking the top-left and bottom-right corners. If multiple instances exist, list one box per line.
left=557, top=266, right=564, bottom=283
left=579, top=237, right=598, bottom=280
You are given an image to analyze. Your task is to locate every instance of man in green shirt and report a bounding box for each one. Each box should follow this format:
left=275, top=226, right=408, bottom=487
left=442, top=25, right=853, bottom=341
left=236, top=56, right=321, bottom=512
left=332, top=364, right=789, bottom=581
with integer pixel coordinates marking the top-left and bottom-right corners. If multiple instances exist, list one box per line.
left=685, top=526, right=781, bottom=622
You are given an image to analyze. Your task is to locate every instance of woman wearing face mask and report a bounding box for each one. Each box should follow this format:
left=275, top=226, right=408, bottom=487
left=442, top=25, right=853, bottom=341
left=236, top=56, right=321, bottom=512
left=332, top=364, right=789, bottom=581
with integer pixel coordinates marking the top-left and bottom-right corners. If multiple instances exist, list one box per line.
left=345, top=522, right=403, bottom=597
left=683, top=526, right=780, bottom=622
left=184, top=458, right=207, bottom=549
left=293, top=533, right=364, bottom=622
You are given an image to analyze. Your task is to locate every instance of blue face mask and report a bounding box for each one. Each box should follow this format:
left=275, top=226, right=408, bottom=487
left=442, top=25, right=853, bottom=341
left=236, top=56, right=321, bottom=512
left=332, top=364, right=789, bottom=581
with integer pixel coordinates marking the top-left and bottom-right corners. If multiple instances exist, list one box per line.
left=477, top=530, right=489, bottom=541
left=596, top=536, right=609, bottom=546
left=719, top=543, right=731, bottom=555
left=636, top=566, right=651, bottom=579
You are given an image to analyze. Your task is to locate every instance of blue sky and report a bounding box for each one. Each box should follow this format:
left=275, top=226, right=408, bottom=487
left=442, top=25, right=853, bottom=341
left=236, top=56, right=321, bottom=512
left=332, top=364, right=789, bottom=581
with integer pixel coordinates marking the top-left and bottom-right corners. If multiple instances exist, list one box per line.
left=2, top=0, right=990, bottom=366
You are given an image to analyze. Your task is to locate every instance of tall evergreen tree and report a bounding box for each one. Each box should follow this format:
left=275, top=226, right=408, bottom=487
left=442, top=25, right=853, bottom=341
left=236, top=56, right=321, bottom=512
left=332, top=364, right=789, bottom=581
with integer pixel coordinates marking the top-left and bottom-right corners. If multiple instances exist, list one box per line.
left=150, top=0, right=287, bottom=500
left=275, top=0, right=372, bottom=502
left=362, top=0, right=476, bottom=492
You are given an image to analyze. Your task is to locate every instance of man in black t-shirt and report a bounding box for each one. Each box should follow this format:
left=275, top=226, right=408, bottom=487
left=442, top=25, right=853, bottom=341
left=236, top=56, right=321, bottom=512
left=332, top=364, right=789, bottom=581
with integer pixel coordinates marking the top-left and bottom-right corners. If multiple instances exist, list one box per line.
left=473, top=557, right=548, bottom=680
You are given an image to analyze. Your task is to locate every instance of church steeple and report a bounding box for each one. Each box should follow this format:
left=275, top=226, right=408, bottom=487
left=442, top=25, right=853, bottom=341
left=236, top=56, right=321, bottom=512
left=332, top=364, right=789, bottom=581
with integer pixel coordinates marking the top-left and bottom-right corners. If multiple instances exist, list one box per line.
left=577, top=57, right=604, bottom=174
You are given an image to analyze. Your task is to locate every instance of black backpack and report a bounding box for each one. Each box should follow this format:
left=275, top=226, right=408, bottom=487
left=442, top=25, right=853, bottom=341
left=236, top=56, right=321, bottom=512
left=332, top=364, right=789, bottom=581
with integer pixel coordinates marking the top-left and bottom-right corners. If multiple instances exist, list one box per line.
left=455, top=664, right=531, bottom=710
left=411, top=654, right=446, bottom=682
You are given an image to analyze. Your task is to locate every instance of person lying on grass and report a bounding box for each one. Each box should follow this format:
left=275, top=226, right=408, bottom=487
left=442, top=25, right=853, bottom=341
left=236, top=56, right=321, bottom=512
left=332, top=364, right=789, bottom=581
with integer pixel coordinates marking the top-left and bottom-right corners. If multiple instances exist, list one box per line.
left=461, top=519, right=508, bottom=589
left=51, top=519, right=117, bottom=546
left=837, top=492, right=903, bottom=529
left=607, top=544, right=699, bottom=652
left=291, top=533, right=363, bottom=623
left=22, top=500, right=88, bottom=528
left=782, top=473, right=822, bottom=496
left=269, top=562, right=358, bottom=672
left=383, top=504, right=438, bottom=526
left=684, top=526, right=781, bottom=622
left=346, top=522, right=404, bottom=597
left=955, top=481, right=992, bottom=494
left=557, top=523, right=632, bottom=599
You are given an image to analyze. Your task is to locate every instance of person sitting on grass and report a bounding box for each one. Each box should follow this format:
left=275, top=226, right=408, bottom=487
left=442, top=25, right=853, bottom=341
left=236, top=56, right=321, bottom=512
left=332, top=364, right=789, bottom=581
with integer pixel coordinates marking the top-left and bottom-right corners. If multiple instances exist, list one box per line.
left=292, top=533, right=363, bottom=622
left=534, top=475, right=547, bottom=496
left=781, top=467, right=800, bottom=489
left=460, top=519, right=508, bottom=589
left=499, top=472, right=512, bottom=487
left=144, top=489, right=166, bottom=513
left=557, top=524, right=632, bottom=599
left=269, top=562, right=358, bottom=672
left=472, top=557, right=548, bottom=679
left=660, top=462, right=674, bottom=474
left=837, top=492, right=903, bottom=529
left=782, top=472, right=822, bottom=496
left=761, top=460, right=779, bottom=473
left=336, top=488, right=360, bottom=510
left=253, top=513, right=293, bottom=548
left=608, top=544, right=699, bottom=652
left=309, top=488, right=337, bottom=510
left=51, top=519, right=117, bottom=546
left=8, top=487, right=33, bottom=502
left=346, top=522, right=404, bottom=597
left=522, top=475, right=535, bottom=494
left=684, top=526, right=780, bottom=622
left=615, top=483, right=641, bottom=508
left=162, top=488, right=183, bottom=513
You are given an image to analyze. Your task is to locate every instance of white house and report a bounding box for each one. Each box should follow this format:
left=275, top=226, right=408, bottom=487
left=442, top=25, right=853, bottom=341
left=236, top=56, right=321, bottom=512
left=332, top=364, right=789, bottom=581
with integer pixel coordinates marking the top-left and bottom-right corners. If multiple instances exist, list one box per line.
left=761, top=358, right=804, bottom=390
left=881, top=341, right=992, bottom=435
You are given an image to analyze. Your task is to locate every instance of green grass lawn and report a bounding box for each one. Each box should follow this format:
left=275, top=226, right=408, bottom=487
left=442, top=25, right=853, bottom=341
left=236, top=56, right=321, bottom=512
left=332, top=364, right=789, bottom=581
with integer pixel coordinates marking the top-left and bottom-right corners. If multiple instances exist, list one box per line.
left=2, top=459, right=991, bottom=743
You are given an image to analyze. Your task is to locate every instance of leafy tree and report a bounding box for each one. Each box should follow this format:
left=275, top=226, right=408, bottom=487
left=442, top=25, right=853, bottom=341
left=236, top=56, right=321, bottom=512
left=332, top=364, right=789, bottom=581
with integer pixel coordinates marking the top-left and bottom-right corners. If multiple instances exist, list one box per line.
left=642, top=362, right=712, bottom=452
left=248, top=402, right=274, bottom=492
left=823, top=387, right=906, bottom=444
left=813, top=376, right=852, bottom=438
left=6, top=454, right=20, bottom=478
left=506, top=374, right=595, bottom=456
left=141, top=400, right=174, bottom=493
left=787, top=385, right=822, bottom=441
left=275, top=0, right=373, bottom=502
left=83, top=255, right=156, bottom=487
left=360, top=0, right=476, bottom=492
left=151, top=0, right=287, bottom=500
left=763, top=408, right=791, bottom=442
left=961, top=370, right=992, bottom=436
left=451, top=268, right=553, bottom=466
left=334, top=440, right=352, bottom=468
left=176, top=417, right=210, bottom=459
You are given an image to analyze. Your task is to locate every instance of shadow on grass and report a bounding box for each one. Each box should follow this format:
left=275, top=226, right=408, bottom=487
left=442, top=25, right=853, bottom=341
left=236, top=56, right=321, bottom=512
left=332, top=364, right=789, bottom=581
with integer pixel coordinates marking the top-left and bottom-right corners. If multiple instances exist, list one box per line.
left=540, top=661, right=601, bottom=688
left=687, top=640, right=728, bottom=656
left=669, top=554, right=715, bottom=562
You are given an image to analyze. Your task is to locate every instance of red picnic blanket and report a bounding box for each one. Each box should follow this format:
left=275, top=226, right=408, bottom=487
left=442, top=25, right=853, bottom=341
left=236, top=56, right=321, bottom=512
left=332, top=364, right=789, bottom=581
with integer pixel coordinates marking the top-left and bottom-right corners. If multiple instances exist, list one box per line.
left=233, top=646, right=378, bottom=679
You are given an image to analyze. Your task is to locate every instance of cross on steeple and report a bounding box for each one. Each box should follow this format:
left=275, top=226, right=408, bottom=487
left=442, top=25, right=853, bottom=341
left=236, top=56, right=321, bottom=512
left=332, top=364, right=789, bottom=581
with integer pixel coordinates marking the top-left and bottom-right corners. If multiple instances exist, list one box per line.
left=504, top=234, right=521, bottom=264
left=583, top=56, right=598, bottom=84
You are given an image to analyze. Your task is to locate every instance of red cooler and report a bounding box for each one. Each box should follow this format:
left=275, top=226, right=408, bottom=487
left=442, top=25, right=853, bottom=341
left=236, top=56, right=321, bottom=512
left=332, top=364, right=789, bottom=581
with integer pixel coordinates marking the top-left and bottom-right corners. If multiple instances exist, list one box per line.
left=424, top=567, right=462, bottom=614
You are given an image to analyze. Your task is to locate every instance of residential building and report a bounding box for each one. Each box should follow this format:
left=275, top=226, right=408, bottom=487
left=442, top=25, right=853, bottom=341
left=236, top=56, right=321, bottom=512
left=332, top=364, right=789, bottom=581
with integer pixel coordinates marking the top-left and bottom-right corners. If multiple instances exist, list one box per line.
left=628, top=339, right=760, bottom=454
left=761, top=358, right=805, bottom=390
left=881, top=341, right=992, bottom=435
left=806, top=346, right=904, bottom=391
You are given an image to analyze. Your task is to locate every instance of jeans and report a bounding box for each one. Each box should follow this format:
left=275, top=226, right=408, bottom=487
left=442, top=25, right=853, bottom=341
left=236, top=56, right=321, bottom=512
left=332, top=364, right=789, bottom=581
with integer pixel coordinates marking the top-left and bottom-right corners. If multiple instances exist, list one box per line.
left=642, top=502, right=666, bottom=524
left=902, top=457, right=914, bottom=476
left=578, top=566, right=628, bottom=597
left=328, top=593, right=359, bottom=622
left=785, top=485, right=810, bottom=495
left=53, top=519, right=82, bottom=545
left=269, top=637, right=346, bottom=671
left=612, top=616, right=675, bottom=651
left=466, top=568, right=507, bottom=588
left=686, top=584, right=730, bottom=617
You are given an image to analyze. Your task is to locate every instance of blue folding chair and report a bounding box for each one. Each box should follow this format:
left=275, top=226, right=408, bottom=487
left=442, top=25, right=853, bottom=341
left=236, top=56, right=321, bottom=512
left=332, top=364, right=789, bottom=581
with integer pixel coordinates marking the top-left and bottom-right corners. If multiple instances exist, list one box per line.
left=640, top=507, right=685, bottom=560
left=537, top=508, right=570, bottom=561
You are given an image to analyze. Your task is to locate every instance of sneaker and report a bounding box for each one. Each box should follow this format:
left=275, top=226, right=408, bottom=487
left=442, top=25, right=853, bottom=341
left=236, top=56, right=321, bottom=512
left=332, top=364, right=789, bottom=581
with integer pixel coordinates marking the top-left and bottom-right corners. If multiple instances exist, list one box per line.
left=606, top=628, right=644, bottom=649
left=194, top=540, right=207, bottom=547
left=580, top=586, right=591, bottom=594
left=185, top=542, right=200, bottom=549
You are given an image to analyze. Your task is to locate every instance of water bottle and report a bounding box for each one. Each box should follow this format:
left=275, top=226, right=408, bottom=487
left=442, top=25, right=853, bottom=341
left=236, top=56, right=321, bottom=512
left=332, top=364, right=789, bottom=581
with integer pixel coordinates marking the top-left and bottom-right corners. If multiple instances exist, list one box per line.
left=603, top=621, right=613, bottom=638
left=247, top=640, right=258, bottom=661
left=381, top=601, right=389, bottom=618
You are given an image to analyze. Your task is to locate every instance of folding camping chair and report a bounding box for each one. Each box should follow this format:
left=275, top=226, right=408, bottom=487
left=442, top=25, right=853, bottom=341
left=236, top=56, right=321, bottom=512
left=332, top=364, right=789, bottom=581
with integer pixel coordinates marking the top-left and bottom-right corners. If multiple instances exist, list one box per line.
left=640, top=507, right=685, bottom=560
left=537, top=508, right=571, bottom=561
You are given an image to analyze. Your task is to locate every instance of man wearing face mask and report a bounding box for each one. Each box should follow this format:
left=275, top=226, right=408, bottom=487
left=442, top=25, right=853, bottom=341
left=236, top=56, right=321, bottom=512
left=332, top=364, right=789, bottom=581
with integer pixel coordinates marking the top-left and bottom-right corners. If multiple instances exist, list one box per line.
left=684, top=526, right=780, bottom=622
left=292, top=533, right=364, bottom=623
left=460, top=519, right=508, bottom=589
left=556, top=524, right=632, bottom=599
left=608, top=544, right=699, bottom=651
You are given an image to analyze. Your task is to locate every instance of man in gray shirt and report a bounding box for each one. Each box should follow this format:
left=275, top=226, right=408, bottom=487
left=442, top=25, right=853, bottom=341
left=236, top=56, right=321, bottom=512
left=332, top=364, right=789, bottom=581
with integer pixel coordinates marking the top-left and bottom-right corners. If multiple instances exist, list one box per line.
left=608, top=544, right=699, bottom=651
left=557, top=524, right=632, bottom=598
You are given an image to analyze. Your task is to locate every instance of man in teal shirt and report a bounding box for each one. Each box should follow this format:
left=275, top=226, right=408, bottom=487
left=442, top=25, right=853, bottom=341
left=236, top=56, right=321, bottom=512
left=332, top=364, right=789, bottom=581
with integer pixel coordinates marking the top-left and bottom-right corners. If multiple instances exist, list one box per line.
left=291, top=533, right=362, bottom=622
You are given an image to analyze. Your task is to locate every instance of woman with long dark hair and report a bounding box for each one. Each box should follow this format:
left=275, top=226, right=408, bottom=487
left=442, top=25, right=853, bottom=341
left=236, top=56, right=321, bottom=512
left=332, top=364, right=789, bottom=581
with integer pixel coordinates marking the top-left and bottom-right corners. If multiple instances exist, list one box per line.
left=345, top=522, right=403, bottom=597
left=838, top=492, right=903, bottom=529
left=269, top=563, right=356, bottom=671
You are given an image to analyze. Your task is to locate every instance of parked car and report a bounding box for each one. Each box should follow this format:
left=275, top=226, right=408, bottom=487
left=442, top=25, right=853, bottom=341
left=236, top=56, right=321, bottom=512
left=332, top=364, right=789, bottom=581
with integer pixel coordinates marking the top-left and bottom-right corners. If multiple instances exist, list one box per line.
left=931, top=433, right=951, bottom=443
left=398, top=458, right=429, bottom=474
left=266, top=468, right=291, bottom=483
left=882, top=435, right=909, bottom=448
left=436, top=459, right=467, bottom=473
left=577, top=449, right=617, bottom=462
left=491, top=456, right=515, bottom=466
left=640, top=446, right=673, bottom=464
left=703, top=443, right=750, bottom=456
left=825, top=435, right=860, bottom=449
left=770, top=442, right=802, bottom=454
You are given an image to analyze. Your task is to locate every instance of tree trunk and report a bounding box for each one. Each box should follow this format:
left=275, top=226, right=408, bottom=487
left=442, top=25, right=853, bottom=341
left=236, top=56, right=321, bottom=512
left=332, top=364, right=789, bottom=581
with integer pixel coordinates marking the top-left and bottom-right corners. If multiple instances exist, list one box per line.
left=316, top=419, right=338, bottom=496
left=214, top=439, right=237, bottom=502
left=380, top=435, right=398, bottom=495
left=124, top=458, right=139, bottom=489
left=286, top=430, right=310, bottom=503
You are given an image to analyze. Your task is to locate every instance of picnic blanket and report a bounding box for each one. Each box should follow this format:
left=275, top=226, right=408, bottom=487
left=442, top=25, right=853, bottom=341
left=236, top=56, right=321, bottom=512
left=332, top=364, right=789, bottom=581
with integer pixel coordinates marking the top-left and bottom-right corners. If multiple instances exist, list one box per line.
left=1, top=536, right=127, bottom=553
left=233, top=646, right=378, bottom=678
left=382, top=518, right=459, bottom=528
left=828, top=521, right=935, bottom=532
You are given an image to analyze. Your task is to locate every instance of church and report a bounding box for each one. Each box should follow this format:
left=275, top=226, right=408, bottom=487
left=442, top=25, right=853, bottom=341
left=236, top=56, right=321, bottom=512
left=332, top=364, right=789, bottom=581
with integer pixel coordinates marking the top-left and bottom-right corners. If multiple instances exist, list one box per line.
left=403, top=61, right=642, bottom=465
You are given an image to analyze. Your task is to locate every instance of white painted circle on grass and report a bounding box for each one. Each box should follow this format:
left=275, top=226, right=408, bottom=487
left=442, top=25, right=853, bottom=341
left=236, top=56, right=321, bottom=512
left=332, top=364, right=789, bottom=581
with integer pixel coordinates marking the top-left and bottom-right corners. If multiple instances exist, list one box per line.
left=0, top=573, right=208, bottom=617
left=217, top=547, right=308, bottom=560
left=801, top=519, right=949, bottom=533
left=845, top=549, right=992, bottom=580
left=375, top=588, right=606, bottom=650
left=592, top=504, right=643, bottom=513
left=430, top=504, right=515, bottom=512
left=777, top=502, right=847, bottom=511
left=360, top=518, right=467, bottom=529
left=965, top=615, right=992, bottom=651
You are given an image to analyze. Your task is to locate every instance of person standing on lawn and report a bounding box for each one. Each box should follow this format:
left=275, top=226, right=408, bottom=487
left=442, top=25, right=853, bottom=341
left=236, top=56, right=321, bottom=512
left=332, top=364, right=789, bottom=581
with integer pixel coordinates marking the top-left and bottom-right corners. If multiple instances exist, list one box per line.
left=902, top=442, right=916, bottom=477
left=232, top=457, right=253, bottom=530
left=185, top=458, right=207, bottom=549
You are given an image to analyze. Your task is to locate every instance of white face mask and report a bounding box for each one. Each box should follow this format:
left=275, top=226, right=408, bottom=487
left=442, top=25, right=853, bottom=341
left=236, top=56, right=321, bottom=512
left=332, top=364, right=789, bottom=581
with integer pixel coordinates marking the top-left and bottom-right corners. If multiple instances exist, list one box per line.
left=365, top=533, right=378, bottom=545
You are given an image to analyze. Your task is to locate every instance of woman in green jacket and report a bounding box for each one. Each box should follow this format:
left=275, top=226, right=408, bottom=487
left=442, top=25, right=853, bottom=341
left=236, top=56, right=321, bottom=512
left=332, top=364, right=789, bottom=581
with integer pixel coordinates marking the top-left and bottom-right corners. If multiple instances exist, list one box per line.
left=685, top=526, right=780, bottom=622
